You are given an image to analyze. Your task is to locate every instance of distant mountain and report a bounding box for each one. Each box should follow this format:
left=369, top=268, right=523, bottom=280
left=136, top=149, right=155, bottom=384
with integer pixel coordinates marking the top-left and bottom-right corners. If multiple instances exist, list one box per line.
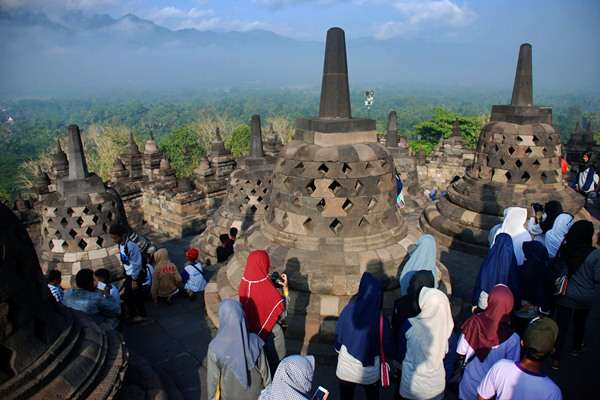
left=0, top=9, right=300, bottom=49
left=0, top=8, right=596, bottom=98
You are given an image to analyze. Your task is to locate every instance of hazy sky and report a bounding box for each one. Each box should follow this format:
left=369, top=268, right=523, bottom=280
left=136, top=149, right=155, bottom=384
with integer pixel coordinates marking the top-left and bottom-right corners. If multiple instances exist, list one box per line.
left=2, top=0, right=599, bottom=42
left=1, top=0, right=599, bottom=96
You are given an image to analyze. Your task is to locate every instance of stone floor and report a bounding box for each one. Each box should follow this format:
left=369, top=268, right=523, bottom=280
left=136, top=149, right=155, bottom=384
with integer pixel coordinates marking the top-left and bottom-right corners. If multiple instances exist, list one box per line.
left=121, top=207, right=600, bottom=399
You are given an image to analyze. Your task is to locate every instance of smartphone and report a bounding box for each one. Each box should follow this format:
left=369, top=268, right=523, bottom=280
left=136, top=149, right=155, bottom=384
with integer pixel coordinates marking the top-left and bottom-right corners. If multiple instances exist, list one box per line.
left=312, top=386, right=329, bottom=400
left=96, top=281, right=106, bottom=291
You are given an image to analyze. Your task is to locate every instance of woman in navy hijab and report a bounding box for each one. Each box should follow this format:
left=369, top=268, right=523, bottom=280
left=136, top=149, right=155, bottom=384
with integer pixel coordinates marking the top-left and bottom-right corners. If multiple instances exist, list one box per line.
left=472, top=233, right=520, bottom=311
left=335, top=272, right=394, bottom=400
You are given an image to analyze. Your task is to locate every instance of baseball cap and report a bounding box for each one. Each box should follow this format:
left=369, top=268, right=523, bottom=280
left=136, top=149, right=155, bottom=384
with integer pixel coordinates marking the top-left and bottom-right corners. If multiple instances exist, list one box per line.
left=523, top=317, right=559, bottom=355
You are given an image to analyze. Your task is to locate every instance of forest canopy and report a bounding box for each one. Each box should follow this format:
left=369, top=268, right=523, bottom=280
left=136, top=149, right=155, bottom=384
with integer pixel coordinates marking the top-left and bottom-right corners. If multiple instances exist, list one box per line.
left=1, top=88, right=599, bottom=201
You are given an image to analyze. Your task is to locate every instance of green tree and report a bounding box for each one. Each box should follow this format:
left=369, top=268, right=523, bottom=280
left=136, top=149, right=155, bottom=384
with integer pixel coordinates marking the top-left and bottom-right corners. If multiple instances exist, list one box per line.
left=225, top=124, right=251, bottom=157
left=412, top=108, right=483, bottom=149
left=160, top=125, right=205, bottom=177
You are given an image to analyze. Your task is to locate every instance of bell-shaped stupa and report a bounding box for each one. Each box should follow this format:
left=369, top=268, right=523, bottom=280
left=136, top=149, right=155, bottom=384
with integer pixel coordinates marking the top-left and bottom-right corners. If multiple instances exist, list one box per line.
left=205, top=28, right=450, bottom=353
left=420, top=44, right=585, bottom=253
left=191, top=116, right=274, bottom=264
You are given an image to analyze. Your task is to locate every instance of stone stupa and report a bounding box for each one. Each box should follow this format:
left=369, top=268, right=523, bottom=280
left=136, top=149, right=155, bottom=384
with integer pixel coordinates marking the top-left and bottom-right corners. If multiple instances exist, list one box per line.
left=191, top=115, right=274, bottom=264
left=420, top=43, right=585, bottom=254
left=205, top=27, right=450, bottom=354
left=39, top=125, right=122, bottom=285
left=0, top=202, right=127, bottom=399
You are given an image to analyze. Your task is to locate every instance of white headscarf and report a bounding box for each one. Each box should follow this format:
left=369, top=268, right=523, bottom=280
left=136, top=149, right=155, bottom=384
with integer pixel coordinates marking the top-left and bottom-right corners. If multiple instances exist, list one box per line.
left=401, top=287, right=454, bottom=399
left=544, top=213, right=574, bottom=258
left=259, top=355, right=315, bottom=400
left=490, top=207, right=531, bottom=265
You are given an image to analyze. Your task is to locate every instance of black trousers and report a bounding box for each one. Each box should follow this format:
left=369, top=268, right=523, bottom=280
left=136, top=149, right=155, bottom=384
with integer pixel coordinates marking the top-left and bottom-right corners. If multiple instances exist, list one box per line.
left=554, top=304, right=589, bottom=359
left=338, top=379, right=380, bottom=400
left=123, top=276, right=146, bottom=318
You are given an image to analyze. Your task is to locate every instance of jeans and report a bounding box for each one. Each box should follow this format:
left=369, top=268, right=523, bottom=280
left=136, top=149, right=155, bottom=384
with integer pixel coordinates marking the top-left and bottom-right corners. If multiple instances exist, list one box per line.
left=554, top=304, right=590, bottom=359
left=338, top=379, right=380, bottom=400
left=123, top=276, right=146, bottom=318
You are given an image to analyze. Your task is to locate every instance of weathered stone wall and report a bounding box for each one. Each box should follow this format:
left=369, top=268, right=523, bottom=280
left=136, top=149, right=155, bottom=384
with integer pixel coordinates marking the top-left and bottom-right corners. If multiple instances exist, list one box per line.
left=142, top=190, right=211, bottom=238
left=416, top=153, right=474, bottom=191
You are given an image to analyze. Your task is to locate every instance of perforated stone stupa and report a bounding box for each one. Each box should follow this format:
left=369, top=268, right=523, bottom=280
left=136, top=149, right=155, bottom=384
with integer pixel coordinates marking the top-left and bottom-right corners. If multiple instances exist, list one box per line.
left=565, top=121, right=598, bottom=166
left=206, top=27, right=434, bottom=353
left=420, top=44, right=584, bottom=253
left=39, top=125, right=122, bottom=285
left=0, top=202, right=127, bottom=399
left=191, top=115, right=274, bottom=264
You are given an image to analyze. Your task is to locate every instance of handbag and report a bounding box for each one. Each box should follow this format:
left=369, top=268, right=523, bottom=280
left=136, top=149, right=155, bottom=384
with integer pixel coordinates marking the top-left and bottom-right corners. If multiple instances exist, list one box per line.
left=379, top=313, right=391, bottom=388
left=554, top=273, right=569, bottom=296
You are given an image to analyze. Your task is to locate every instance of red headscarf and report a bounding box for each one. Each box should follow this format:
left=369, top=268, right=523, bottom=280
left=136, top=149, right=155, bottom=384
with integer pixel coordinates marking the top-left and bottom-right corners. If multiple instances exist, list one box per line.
left=238, top=250, right=284, bottom=338
left=461, top=284, right=514, bottom=361
left=185, top=247, right=199, bottom=262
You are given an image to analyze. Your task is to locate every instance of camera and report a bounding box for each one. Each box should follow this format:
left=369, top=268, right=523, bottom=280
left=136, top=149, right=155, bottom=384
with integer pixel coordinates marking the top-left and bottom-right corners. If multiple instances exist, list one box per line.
left=270, top=271, right=284, bottom=288
left=531, top=203, right=543, bottom=213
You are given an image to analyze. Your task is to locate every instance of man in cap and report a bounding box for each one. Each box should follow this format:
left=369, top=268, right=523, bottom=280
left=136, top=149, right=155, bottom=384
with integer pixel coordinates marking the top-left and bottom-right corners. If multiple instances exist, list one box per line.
left=181, top=247, right=207, bottom=300
left=477, top=317, right=562, bottom=400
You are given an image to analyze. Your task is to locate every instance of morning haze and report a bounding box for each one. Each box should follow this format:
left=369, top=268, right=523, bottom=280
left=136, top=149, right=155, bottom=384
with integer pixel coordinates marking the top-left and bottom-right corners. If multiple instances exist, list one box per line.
left=1, top=0, right=599, bottom=97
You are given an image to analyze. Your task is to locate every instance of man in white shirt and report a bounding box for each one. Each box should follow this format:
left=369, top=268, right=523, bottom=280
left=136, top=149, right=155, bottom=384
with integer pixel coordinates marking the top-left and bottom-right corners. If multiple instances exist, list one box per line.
left=110, top=223, right=146, bottom=322
left=477, top=317, right=562, bottom=400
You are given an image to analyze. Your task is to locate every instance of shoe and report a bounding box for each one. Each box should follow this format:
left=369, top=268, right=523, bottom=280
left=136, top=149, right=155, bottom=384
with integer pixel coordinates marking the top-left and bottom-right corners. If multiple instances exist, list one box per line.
left=130, top=316, right=146, bottom=324
left=551, top=359, right=560, bottom=370
left=569, top=347, right=585, bottom=357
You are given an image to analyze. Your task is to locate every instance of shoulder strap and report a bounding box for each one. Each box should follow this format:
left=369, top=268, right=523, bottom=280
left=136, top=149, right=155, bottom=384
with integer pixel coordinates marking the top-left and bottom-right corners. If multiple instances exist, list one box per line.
left=379, top=313, right=386, bottom=364
left=189, top=263, right=205, bottom=278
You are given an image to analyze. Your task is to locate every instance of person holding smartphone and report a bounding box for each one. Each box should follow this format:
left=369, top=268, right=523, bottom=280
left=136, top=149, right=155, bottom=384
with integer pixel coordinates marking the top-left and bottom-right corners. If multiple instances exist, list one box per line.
left=239, top=250, right=288, bottom=372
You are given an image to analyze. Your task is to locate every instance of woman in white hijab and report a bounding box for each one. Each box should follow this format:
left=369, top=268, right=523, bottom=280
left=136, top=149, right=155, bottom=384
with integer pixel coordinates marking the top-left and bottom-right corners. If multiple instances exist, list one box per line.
left=399, top=287, right=454, bottom=400
left=544, top=213, right=574, bottom=259
left=259, top=355, right=316, bottom=400
left=489, top=207, right=531, bottom=266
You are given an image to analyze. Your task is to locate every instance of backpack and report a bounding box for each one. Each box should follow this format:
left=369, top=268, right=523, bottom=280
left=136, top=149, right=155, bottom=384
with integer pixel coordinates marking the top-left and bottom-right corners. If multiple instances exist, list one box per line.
left=123, top=240, right=148, bottom=284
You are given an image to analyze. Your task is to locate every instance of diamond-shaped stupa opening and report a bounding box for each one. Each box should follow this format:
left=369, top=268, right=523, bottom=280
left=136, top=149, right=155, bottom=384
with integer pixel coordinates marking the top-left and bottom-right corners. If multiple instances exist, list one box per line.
left=316, top=198, right=326, bottom=212
left=328, top=180, right=341, bottom=195
left=342, top=163, right=352, bottom=175
left=318, top=163, right=329, bottom=174
left=342, top=198, right=353, bottom=212
left=329, top=218, right=343, bottom=235
left=306, top=179, right=316, bottom=194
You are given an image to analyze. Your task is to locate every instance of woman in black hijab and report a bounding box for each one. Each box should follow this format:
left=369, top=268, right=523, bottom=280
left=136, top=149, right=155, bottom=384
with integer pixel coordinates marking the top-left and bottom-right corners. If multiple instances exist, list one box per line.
left=539, top=200, right=563, bottom=234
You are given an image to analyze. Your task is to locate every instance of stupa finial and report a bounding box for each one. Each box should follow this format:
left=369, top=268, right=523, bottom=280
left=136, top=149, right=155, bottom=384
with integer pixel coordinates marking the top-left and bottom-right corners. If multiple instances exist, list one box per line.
left=511, top=43, right=533, bottom=107
left=319, top=27, right=351, bottom=119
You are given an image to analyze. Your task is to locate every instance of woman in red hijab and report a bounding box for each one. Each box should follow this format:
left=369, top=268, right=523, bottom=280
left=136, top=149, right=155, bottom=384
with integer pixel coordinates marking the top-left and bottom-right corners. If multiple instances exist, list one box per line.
left=455, top=284, right=520, bottom=400
left=239, top=250, right=288, bottom=371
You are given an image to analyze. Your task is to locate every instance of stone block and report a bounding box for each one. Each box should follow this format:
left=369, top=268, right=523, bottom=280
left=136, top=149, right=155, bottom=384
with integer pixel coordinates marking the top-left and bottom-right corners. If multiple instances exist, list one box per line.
left=320, top=295, right=340, bottom=316
left=88, top=248, right=108, bottom=260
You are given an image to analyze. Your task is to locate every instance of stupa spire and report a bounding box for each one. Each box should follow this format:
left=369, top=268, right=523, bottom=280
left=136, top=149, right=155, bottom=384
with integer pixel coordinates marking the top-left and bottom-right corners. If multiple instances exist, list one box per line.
left=386, top=111, right=398, bottom=147
left=511, top=43, right=533, bottom=107
left=66, top=124, right=89, bottom=180
left=250, top=114, right=265, bottom=157
left=319, top=27, right=351, bottom=119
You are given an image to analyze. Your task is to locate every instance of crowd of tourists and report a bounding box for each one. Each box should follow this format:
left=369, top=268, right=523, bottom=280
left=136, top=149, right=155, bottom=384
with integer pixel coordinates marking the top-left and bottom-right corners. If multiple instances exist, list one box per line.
left=42, top=154, right=600, bottom=399
left=200, top=215, right=594, bottom=400
left=45, top=223, right=220, bottom=329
